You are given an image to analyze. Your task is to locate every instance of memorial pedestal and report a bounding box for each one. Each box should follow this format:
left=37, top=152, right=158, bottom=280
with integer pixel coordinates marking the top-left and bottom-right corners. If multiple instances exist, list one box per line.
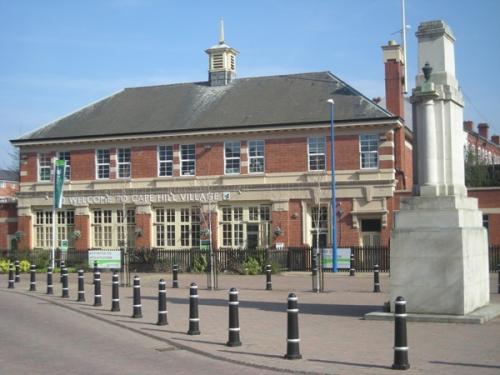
left=390, top=195, right=489, bottom=315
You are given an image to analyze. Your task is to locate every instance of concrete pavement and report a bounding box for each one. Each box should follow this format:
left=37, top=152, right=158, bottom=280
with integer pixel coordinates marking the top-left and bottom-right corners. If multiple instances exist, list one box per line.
left=3, top=271, right=500, bottom=374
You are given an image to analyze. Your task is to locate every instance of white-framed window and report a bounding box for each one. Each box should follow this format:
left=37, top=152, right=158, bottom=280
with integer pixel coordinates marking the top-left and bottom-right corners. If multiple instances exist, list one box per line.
left=117, top=148, right=131, bottom=178
left=34, top=210, right=75, bottom=249
left=154, top=207, right=200, bottom=248
left=308, top=137, right=326, bottom=171
left=58, top=151, right=71, bottom=180
left=158, top=145, right=173, bottom=177
left=38, top=153, right=52, bottom=181
left=248, top=140, right=265, bottom=173
left=92, top=208, right=135, bottom=248
left=181, top=144, right=196, bottom=176
left=224, top=141, right=241, bottom=174
left=96, top=149, right=110, bottom=179
left=219, top=205, right=271, bottom=248
left=360, top=134, right=379, bottom=169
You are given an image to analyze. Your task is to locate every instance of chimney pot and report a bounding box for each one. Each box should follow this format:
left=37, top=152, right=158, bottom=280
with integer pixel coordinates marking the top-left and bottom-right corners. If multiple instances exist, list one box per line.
left=491, top=135, right=499, bottom=146
left=463, top=120, right=473, bottom=132
left=478, top=123, right=489, bottom=139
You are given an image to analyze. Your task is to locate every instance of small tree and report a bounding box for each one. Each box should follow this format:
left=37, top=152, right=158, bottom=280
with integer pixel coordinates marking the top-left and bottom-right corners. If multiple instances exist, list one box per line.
left=464, top=147, right=500, bottom=187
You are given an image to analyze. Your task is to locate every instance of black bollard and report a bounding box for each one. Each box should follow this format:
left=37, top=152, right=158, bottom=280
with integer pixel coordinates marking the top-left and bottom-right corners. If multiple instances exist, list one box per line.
left=311, top=252, right=319, bottom=293
left=61, top=267, right=69, bottom=298
left=187, top=282, right=200, bottom=335
left=373, top=264, right=381, bottom=293
left=284, top=293, right=302, bottom=360
left=46, top=267, right=54, bottom=295
left=8, top=264, right=14, bottom=289
left=265, top=264, right=272, bottom=291
left=29, top=264, right=36, bottom=291
left=60, top=260, right=65, bottom=283
left=172, top=264, right=179, bottom=288
left=392, top=296, right=410, bottom=370
left=227, top=287, right=241, bottom=347
left=15, top=260, right=20, bottom=283
left=77, top=270, right=85, bottom=302
left=94, top=271, right=102, bottom=307
left=92, top=261, right=98, bottom=285
left=349, top=253, right=355, bottom=276
left=497, top=264, right=500, bottom=294
left=132, top=276, right=142, bottom=318
left=157, top=279, right=168, bottom=325
left=111, top=271, right=120, bottom=312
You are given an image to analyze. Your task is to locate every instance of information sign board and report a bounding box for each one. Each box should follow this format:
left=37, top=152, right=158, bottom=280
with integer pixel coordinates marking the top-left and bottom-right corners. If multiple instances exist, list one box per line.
left=88, top=250, right=121, bottom=269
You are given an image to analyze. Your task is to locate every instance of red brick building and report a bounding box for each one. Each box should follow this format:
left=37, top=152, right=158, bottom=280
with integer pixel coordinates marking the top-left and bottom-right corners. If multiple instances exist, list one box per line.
left=0, top=170, right=19, bottom=249
left=10, top=33, right=413, bottom=251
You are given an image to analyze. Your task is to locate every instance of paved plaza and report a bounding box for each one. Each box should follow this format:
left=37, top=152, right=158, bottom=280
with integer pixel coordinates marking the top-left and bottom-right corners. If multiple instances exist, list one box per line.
left=3, top=271, right=500, bottom=374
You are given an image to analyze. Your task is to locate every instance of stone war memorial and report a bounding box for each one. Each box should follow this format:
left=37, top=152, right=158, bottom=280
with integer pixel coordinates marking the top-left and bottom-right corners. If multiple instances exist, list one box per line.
left=389, top=20, right=497, bottom=321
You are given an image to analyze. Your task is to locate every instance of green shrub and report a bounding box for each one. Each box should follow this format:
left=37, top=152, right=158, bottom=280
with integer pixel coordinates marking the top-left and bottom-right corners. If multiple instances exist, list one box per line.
left=34, top=252, right=51, bottom=269
left=0, top=259, right=10, bottom=273
left=242, top=257, right=261, bottom=275
left=19, top=260, right=31, bottom=272
left=192, top=254, right=207, bottom=273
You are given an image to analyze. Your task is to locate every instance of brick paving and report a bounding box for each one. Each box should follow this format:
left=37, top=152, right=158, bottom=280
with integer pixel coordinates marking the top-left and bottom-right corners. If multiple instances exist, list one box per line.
left=4, top=271, right=500, bottom=374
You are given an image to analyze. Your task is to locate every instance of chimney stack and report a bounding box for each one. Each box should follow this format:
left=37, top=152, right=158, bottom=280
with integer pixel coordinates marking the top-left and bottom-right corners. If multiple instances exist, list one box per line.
left=382, top=40, right=406, bottom=189
left=491, top=135, right=499, bottom=145
left=382, top=40, right=405, bottom=119
left=478, top=123, right=489, bottom=139
left=463, top=120, right=473, bottom=132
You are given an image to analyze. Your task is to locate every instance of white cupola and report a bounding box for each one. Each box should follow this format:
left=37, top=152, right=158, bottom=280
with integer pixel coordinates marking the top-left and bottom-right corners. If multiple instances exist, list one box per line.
left=205, top=19, right=239, bottom=86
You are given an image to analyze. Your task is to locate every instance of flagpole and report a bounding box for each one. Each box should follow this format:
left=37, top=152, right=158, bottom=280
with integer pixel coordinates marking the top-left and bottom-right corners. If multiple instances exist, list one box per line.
left=52, top=206, right=56, bottom=270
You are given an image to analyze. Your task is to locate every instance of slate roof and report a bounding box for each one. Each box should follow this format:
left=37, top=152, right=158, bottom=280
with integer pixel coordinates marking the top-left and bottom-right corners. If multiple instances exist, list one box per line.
left=0, top=170, right=19, bottom=182
left=13, top=72, right=395, bottom=143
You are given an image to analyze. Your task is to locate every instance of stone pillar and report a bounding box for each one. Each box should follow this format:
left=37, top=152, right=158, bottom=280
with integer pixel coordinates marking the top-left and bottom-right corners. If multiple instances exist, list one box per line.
left=420, top=94, right=439, bottom=194
left=74, top=206, right=90, bottom=250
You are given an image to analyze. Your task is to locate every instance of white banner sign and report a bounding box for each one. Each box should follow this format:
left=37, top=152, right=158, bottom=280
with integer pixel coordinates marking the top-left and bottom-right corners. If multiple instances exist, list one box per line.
left=88, top=250, right=122, bottom=269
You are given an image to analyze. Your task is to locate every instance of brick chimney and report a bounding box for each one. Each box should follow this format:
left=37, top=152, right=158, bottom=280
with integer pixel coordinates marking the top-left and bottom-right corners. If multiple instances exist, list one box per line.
left=382, top=40, right=405, bottom=118
left=463, top=120, right=473, bottom=132
left=382, top=40, right=406, bottom=189
left=478, top=123, right=489, bottom=139
left=491, top=135, right=499, bottom=145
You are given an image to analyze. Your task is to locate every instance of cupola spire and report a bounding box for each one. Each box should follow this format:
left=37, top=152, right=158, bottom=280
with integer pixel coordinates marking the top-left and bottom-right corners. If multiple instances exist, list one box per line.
left=219, top=18, right=225, bottom=44
left=205, top=19, right=238, bottom=86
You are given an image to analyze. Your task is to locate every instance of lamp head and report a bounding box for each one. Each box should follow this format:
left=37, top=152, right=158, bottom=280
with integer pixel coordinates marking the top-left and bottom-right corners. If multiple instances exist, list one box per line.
left=327, top=99, right=334, bottom=105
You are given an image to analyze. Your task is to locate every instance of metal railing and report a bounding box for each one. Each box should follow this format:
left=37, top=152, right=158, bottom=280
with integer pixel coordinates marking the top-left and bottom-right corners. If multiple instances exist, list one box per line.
left=2, top=245, right=499, bottom=272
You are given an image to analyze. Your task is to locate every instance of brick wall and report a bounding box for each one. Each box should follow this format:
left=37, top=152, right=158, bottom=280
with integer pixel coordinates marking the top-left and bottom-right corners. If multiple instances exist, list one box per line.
left=74, top=214, right=90, bottom=250
left=467, top=188, right=500, bottom=245
left=20, top=152, right=37, bottom=183
left=20, top=135, right=378, bottom=181
left=337, top=199, right=359, bottom=246
left=71, top=149, right=95, bottom=180
left=135, top=213, right=151, bottom=248
left=17, top=215, right=31, bottom=250
left=0, top=203, right=17, bottom=249
left=0, top=181, right=18, bottom=198
left=329, top=135, right=360, bottom=170
left=266, top=138, right=308, bottom=173
left=132, top=146, right=157, bottom=178
left=197, top=143, right=223, bottom=176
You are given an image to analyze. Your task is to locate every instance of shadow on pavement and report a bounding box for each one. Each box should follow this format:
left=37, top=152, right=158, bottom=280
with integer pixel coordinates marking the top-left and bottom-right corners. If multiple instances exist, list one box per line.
left=143, top=296, right=381, bottom=317
left=430, top=361, right=500, bottom=369
left=218, top=349, right=284, bottom=360
left=308, top=358, right=389, bottom=369
left=174, top=337, right=227, bottom=347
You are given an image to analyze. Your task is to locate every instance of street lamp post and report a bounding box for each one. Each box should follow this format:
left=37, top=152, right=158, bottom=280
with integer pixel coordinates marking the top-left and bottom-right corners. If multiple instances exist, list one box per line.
left=327, top=99, right=338, bottom=272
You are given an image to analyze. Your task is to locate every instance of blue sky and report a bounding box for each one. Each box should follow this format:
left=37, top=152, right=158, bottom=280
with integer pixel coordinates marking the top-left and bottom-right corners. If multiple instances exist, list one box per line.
left=1, top=0, right=499, bottom=169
